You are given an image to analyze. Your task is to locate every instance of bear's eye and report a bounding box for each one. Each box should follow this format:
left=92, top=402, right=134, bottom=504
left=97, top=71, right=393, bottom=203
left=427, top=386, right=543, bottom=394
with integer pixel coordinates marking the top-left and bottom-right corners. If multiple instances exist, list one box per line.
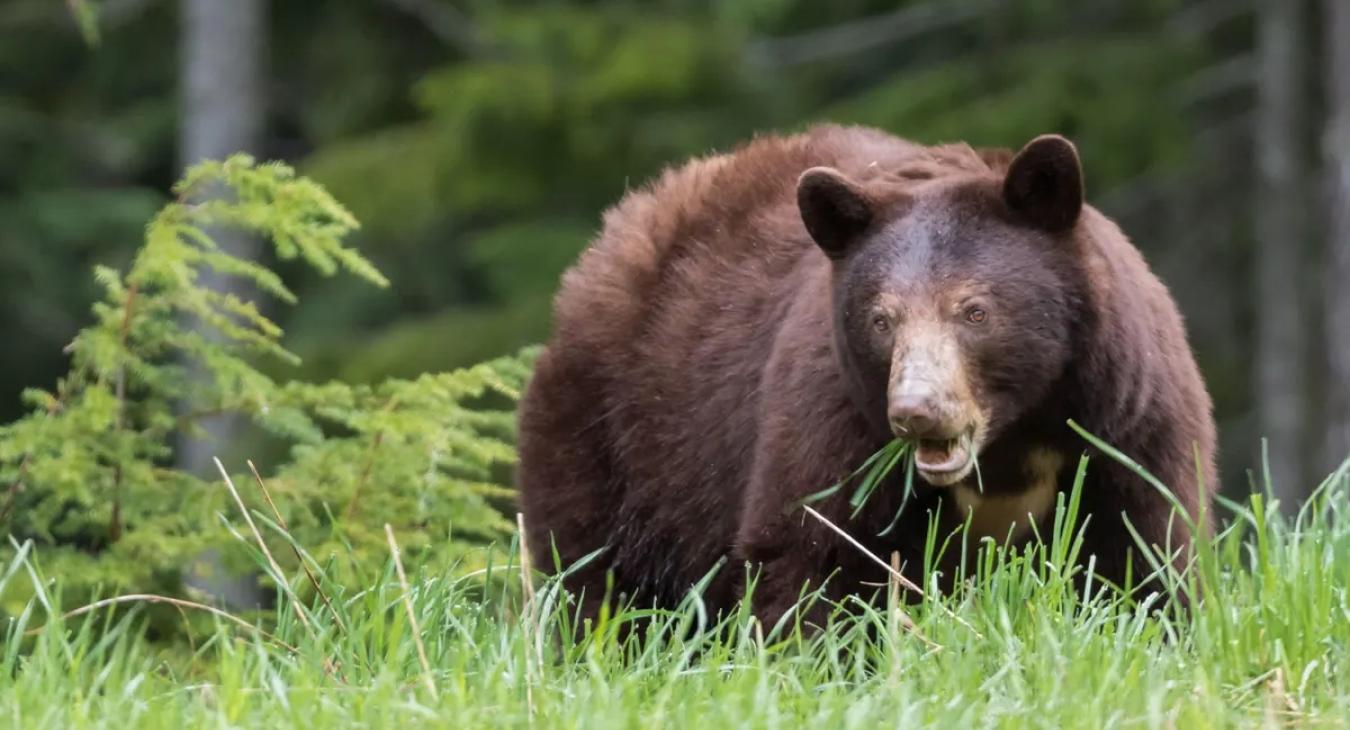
left=871, top=313, right=891, bottom=333
left=965, top=306, right=987, bottom=325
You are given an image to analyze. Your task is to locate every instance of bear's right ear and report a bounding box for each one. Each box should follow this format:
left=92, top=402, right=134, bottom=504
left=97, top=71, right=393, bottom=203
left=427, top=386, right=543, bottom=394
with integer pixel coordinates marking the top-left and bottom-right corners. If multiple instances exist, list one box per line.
left=797, top=167, right=874, bottom=259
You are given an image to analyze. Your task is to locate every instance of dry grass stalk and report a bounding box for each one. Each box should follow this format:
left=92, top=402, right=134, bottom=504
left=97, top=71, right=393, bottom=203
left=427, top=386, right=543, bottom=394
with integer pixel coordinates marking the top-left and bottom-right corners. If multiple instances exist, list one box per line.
left=246, top=460, right=348, bottom=634
left=802, top=505, right=981, bottom=638
left=27, top=593, right=296, bottom=652
left=517, top=512, right=538, bottom=716
left=214, top=457, right=312, bottom=632
left=386, top=523, right=438, bottom=699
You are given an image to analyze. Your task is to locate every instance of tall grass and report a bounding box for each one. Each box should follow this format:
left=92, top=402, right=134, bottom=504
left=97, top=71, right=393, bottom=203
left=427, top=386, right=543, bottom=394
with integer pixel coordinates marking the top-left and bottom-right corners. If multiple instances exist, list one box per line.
left=1, top=451, right=1348, bottom=728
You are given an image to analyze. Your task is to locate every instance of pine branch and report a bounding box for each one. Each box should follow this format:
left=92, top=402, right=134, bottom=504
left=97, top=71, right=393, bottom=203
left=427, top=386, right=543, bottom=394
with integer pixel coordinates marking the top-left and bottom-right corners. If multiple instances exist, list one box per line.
left=0, top=155, right=536, bottom=638
left=109, top=281, right=139, bottom=543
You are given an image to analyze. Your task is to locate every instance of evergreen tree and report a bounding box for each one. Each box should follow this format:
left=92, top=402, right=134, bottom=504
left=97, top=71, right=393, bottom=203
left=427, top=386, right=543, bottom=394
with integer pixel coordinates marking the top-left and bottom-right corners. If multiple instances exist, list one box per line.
left=0, top=156, right=532, bottom=628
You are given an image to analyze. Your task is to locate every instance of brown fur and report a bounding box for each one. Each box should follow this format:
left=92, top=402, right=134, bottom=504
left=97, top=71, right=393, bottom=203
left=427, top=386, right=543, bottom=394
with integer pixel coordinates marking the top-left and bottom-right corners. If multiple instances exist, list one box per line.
left=517, top=125, right=1217, bottom=627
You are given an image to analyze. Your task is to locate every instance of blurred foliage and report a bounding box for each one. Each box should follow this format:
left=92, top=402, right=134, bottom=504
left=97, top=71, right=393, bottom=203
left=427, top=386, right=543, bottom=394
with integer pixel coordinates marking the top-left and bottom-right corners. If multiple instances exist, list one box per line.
left=0, top=157, right=533, bottom=626
left=297, top=0, right=1206, bottom=382
left=0, top=0, right=1262, bottom=479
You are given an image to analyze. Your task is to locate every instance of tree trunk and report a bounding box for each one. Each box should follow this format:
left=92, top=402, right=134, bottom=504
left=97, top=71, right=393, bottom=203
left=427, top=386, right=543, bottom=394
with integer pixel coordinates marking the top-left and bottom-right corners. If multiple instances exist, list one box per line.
left=1324, top=0, right=1350, bottom=474
left=1254, top=0, right=1308, bottom=503
left=179, top=0, right=266, bottom=607
left=178, top=0, right=265, bottom=474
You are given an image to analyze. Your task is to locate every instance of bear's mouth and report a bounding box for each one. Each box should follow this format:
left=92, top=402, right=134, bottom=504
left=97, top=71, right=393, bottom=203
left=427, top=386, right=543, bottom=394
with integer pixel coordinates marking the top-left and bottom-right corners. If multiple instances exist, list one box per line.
left=914, top=430, right=974, bottom=486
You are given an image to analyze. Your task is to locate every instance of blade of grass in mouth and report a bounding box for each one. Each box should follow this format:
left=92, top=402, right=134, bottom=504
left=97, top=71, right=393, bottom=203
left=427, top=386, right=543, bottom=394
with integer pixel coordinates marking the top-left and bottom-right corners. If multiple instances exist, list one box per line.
left=878, top=453, right=917, bottom=537
left=849, top=441, right=909, bottom=518
left=800, top=440, right=918, bottom=535
left=799, top=441, right=901, bottom=506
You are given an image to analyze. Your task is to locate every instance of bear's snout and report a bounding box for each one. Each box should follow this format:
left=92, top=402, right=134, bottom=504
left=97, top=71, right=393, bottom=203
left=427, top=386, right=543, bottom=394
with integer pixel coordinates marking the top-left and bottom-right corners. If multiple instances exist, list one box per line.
left=888, top=379, right=979, bottom=486
left=887, top=391, right=943, bottom=438
left=886, top=329, right=974, bottom=443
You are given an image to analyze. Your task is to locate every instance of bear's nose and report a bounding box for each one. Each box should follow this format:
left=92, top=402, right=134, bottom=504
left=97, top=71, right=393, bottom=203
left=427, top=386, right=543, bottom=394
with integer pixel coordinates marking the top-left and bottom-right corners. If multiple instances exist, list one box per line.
left=888, top=393, right=941, bottom=438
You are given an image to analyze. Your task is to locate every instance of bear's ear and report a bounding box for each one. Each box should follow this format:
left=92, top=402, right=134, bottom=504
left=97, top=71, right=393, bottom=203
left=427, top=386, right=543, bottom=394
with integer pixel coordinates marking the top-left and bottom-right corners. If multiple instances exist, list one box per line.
left=797, top=166, right=874, bottom=258
left=1003, top=135, right=1083, bottom=233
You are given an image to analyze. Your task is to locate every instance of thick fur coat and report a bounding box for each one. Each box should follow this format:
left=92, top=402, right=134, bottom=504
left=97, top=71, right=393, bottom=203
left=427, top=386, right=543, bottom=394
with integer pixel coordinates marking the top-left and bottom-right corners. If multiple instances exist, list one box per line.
left=517, top=124, right=1216, bottom=626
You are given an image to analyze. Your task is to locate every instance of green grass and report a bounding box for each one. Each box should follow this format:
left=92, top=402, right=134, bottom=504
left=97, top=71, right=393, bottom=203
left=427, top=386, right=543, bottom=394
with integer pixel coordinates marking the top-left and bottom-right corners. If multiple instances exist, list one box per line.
left=1, top=454, right=1349, bottom=728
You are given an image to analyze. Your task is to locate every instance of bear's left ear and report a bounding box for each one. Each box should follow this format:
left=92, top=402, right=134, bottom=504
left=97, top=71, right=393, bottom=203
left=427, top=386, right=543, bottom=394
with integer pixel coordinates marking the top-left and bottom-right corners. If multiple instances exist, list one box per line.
left=798, top=166, right=874, bottom=259
left=1003, top=135, right=1083, bottom=232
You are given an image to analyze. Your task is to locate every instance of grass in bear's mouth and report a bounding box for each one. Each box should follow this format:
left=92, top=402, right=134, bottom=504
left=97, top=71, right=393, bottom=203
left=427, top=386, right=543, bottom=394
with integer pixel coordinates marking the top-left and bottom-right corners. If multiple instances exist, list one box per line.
left=802, top=435, right=990, bottom=536
left=802, top=439, right=918, bottom=535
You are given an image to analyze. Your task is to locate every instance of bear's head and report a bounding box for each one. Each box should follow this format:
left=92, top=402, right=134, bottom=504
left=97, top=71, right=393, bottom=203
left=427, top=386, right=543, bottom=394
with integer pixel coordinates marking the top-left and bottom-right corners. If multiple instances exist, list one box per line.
left=798, top=135, right=1086, bottom=486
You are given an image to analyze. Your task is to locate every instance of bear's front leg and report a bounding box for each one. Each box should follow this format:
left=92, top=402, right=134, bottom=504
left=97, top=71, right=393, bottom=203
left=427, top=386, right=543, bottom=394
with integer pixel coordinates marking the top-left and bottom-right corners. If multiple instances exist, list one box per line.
left=732, top=398, right=897, bottom=632
left=734, top=475, right=921, bottom=632
left=735, top=489, right=858, bottom=633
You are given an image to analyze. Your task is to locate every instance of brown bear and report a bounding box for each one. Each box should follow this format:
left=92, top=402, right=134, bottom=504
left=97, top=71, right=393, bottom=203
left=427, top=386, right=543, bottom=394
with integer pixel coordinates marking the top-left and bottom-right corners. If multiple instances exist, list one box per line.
left=517, top=124, right=1217, bottom=628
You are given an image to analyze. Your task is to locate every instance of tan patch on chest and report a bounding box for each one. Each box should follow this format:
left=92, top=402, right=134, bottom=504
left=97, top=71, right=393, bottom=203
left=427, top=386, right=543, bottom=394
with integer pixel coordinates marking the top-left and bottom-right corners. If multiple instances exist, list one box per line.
left=951, top=449, right=1064, bottom=541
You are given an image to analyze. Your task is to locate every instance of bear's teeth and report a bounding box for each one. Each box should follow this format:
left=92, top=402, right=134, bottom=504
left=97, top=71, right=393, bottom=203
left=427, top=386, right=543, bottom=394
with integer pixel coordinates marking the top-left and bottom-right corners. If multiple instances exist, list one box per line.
left=917, top=439, right=954, bottom=461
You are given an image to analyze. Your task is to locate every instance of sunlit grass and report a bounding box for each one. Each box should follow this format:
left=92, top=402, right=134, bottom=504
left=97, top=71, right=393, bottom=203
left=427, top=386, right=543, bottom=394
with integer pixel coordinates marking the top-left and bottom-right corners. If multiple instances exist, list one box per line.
left=1, top=450, right=1348, bottom=728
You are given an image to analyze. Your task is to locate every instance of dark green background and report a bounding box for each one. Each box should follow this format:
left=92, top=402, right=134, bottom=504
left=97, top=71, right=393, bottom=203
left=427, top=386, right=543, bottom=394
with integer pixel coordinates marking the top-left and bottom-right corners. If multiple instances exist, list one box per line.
left=0, top=0, right=1335, bottom=496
